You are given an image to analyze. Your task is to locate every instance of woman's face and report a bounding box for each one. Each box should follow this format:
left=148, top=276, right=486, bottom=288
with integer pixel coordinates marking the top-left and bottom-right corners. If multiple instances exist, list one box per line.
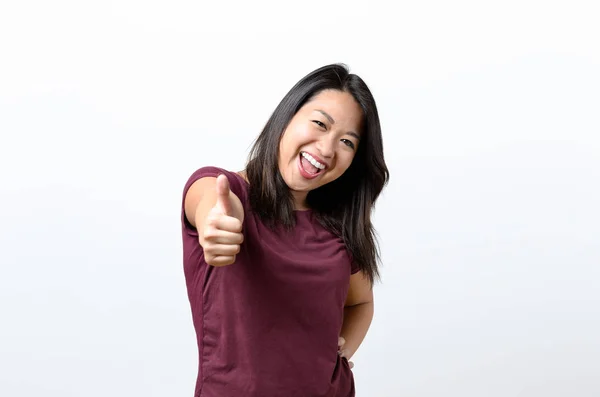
left=278, top=89, right=363, bottom=208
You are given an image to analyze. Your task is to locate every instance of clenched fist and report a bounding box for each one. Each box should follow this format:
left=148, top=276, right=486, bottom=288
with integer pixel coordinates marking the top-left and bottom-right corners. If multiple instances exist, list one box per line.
left=198, top=174, right=244, bottom=266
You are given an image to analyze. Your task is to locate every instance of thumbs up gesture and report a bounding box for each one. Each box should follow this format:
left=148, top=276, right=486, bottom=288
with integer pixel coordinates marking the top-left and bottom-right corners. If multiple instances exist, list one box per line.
left=199, top=174, right=245, bottom=267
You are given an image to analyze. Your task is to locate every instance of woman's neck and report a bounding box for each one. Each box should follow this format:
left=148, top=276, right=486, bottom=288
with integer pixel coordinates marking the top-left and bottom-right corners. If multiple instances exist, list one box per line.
left=290, top=190, right=309, bottom=211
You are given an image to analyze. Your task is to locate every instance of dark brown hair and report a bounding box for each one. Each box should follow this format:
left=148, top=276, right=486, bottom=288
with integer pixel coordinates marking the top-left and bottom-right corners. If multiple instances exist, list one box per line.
left=245, top=64, right=389, bottom=284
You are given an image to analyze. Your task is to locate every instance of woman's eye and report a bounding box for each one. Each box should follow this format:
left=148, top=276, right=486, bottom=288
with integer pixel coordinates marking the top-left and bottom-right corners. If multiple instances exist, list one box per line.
left=342, top=139, right=355, bottom=149
left=313, top=120, right=326, bottom=129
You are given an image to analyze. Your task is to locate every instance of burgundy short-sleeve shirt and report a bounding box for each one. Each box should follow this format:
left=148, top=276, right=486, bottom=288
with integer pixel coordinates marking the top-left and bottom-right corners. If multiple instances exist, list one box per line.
left=181, top=167, right=358, bottom=397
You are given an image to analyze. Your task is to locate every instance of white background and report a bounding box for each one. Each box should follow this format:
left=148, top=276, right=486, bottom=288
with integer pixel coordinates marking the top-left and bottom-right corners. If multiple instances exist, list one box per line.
left=1, top=1, right=599, bottom=396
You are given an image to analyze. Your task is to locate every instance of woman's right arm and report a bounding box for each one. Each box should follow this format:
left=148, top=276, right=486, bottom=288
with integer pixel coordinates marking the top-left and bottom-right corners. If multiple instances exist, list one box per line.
left=184, top=175, right=245, bottom=266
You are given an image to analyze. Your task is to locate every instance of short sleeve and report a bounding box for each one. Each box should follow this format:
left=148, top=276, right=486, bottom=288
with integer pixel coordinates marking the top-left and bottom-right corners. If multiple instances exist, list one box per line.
left=181, top=166, right=247, bottom=236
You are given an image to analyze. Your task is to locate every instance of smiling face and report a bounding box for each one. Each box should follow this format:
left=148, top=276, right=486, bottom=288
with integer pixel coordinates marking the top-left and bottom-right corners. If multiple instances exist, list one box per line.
left=278, top=89, right=363, bottom=209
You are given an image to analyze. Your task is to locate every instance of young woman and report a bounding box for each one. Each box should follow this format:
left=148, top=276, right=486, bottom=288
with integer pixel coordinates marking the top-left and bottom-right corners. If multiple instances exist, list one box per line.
left=181, top=64, right=389, bottom=396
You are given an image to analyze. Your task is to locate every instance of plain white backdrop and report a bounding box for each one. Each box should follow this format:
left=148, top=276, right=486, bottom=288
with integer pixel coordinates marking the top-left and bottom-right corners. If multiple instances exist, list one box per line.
left=1, top=1, right=599, bottom=396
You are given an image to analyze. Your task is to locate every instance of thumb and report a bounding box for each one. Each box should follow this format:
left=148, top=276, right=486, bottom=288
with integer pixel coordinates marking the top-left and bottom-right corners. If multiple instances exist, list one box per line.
left=214, top=174, right=232, bottom=215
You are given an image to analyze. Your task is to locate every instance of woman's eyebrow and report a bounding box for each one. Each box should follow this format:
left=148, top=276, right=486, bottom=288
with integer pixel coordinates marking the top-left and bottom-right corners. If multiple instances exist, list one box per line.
left=315, top=109, right=360, bottom=140
left=316, top=109, right=335, bottom=124
left=347, top=132, right=361, bottom=141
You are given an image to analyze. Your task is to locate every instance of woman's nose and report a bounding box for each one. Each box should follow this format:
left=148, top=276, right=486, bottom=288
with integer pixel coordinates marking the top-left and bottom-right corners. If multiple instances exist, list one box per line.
left=316, top=135, right=335, bottom=159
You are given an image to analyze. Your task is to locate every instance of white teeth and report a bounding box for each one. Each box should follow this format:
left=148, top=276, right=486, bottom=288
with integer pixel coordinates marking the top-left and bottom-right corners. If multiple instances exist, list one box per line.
left=301, top=152, right=325, bottom=170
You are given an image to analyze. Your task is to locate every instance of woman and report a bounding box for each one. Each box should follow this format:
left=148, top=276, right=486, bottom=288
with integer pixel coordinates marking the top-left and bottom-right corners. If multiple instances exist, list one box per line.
left=181, top=64, right=389, bottom=396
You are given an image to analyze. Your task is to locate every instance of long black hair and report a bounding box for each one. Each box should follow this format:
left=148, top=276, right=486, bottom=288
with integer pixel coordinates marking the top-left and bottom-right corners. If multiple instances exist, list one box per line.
left=245, top=64, right=389, bottom=284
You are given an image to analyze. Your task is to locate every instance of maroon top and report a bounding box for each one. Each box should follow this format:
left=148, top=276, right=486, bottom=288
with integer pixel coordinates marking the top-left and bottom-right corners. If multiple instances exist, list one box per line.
left=181, top=167, right=358, bottom=397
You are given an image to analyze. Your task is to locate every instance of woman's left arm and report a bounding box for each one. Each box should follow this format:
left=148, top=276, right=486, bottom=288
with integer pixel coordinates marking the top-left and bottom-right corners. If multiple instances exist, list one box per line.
left=339, top=271, right=374, bottom=361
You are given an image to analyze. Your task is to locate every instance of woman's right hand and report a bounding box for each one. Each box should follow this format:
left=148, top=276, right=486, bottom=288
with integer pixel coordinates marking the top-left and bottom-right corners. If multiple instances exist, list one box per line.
left=198, top=175, right=245, bottom=266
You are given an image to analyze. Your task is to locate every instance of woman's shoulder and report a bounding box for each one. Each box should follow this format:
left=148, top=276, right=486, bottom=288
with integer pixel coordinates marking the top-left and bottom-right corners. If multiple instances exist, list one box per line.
left=184, top=166, right=249, bottom=200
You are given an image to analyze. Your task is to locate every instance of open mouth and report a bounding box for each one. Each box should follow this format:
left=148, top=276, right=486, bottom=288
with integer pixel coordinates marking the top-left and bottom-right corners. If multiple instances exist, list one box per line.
left=298, top=152, right=325, bottom=179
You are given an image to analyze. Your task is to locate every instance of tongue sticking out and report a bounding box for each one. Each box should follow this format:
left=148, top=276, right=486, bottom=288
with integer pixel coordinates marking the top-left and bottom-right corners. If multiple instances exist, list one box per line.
left=301, top=155, right=320, bottom=174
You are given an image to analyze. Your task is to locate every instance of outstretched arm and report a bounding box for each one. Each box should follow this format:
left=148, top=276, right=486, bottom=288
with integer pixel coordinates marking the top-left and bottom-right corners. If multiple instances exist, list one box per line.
left=184, top=174, right=245, bottom=266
